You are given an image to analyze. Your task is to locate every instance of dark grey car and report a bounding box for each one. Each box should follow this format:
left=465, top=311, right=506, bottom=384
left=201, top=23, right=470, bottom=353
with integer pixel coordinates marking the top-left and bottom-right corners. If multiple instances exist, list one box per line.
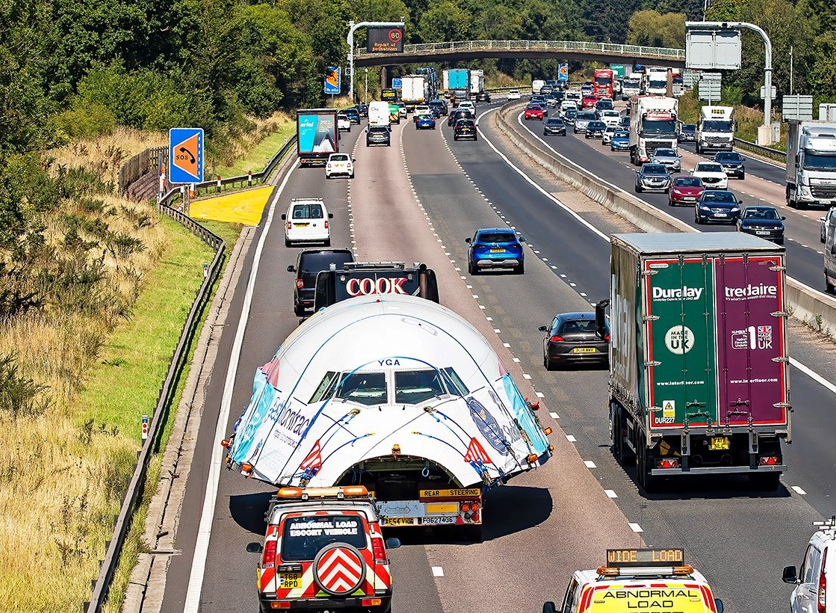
left=287, top=249, right=354, bottom=316
left=635, top=163, right=672, bottom=193
left=714, top=151, right=746, bottom=179
left=543, top=117, right=567, bottom=136
left=539, top=312, right=610, bottom=370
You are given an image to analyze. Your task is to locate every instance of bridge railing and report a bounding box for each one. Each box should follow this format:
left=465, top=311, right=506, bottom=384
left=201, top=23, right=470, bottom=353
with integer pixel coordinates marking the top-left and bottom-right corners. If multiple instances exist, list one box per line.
left=355, top=39, right=685, bottom=60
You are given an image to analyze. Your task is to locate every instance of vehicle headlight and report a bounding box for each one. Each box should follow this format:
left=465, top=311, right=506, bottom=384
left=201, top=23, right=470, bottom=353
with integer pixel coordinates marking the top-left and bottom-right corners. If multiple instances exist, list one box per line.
left=731, top=207, right=740, bottom=212
left=699, top=205, right=711, bottom=211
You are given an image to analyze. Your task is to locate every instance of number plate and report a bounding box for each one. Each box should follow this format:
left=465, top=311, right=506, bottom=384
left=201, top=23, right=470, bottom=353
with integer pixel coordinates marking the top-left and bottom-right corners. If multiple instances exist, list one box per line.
left=709, top=436, right=730, bottom=451
left=714, top=213, right=727, bottom=218
left=490, top=248, right=506, bottom=253
left=382, top=517, right=416, bottom=526
left=279, top=573, right=301, bottom=589
left=293, top=222, right=310, bottom=227
left=756, top=231, right=771, bottom=236
left=572, top=347, right=597, bottom=354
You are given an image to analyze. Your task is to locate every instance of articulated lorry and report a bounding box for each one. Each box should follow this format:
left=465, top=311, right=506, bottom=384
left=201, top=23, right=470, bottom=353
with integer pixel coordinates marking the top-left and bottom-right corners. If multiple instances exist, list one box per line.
left=785, top=120, right=836, bottom=209
left=443, top=68, right=470, bottom=101
left=621, top=73, right=642, bottom=100
left=645, top=69, right=669, bottom=96
left=223, top=293, right=553, bottom=537
left=696, top=106, right=734, bottom=154
left=400, top=75, right=429, bottom=111
left=469, top=69, right=490, bottom=102
left=628, top=95, right=678, bottom=165
left=296, top=108, right=338, bottom=167
left=608, top=233, right=791, bottom=492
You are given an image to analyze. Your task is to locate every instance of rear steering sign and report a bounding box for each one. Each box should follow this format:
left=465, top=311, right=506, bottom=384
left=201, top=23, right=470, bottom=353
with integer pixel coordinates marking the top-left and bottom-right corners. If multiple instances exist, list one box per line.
left=169, top=128, right=204, bottom=183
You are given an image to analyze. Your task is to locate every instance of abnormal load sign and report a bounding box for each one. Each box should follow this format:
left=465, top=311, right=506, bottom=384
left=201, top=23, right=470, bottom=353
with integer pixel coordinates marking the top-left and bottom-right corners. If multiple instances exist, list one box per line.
left=367, top=26, right=404, bottom=53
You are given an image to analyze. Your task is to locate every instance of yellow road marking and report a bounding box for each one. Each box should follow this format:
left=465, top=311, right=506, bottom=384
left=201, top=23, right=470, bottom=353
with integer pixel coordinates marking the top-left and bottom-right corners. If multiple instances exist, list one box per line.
left=191, top=186, right=273, bottom=226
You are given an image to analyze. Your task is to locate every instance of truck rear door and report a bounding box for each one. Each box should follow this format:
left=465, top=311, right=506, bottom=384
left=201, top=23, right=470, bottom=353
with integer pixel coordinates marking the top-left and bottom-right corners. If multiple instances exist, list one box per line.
left=714, top=254, right=789, bottom=427
left=644, top=257, right=718, bottom=429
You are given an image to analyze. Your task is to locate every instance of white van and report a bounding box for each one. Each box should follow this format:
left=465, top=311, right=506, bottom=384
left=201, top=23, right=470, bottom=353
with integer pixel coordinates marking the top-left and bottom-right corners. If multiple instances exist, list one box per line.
left=367, top=101, right=390, bottom=127
left=282, top=198, right=332, bottom=247
left=784, top=518, right=836, bottom=613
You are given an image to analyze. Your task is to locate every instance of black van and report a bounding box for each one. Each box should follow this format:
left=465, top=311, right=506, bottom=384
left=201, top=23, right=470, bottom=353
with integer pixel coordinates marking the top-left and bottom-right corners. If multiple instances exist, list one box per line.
left=287, top=248, right=354, bottom=316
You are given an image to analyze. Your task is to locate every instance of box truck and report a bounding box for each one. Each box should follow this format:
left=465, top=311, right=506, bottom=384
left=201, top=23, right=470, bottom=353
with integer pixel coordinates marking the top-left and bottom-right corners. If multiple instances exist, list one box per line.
left=696, top=106, right=734, bottom=154
left=400, top=75, right=429, bottom=111
left=628, top=95, right=678, bottom=165
left=296, top=108, right=338, bottom=167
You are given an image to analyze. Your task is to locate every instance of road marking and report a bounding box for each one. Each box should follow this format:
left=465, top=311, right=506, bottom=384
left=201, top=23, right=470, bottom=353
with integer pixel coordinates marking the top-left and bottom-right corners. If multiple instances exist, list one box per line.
left=523, top=373, right=532, bottom=379
left=790, top=358, right=836, bottom=395
left=536, top=392, right=545, bottom=398
left=792, top=485, right=807, bottom=495
left=494, top=328, right=502, bottom=333
left=549, top=411, right=559, bottom=419
left=432, top=566, right=444, bottom=577
left=183, top=158, right=297, bottom=613
left=605, top=489, right=618, bottom=499
left=503, top=342, right=511, bottom=347
left=513, top=357, right=521, bottom=362
left=629, top=523, right=644, bottom=533
left=584, top=460, right=597, bottom=468
left=566, top=434, right=576, bottom=442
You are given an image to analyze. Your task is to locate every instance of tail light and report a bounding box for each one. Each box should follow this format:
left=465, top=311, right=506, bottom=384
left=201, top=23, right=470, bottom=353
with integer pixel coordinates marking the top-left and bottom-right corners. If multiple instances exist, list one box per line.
left=371, top=535, right=388, bottom=564
left=819, top=548, right=827, bottom=613
left=656, top=458, right=679, bottom=469
left=471, top=510, right=480, bottom=523
left=462, top=503, right=470, bottom=513
left=759, top=456, right=780, bottom=466
left=262, top=539, right=277, bottom=567
left=471, top=502, right=479, bottom=512
left=296, top=279, right=304, bottom=289
left=604, top=334, right=611, bottom=341
left=549, top=335, right=564, bottom=342
left=286, top=221, right=292, bottom=230
left=324, top=220, right=329, bottom=229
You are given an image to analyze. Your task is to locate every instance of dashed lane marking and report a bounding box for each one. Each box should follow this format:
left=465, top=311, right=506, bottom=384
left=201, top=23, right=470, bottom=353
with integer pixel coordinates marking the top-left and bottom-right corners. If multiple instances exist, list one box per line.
left=432, top=566, right=444, bottom=577
left=605, top=490, right=618, bottom=499
left=792, top=486, right=807, bottom=495
left=629, top=523, right=644, bottom=533
left=566, top=434, right=576, bottom=442
left=549, top=412, right=559, bottom=419
left=584, top=461, right=597, bottom=469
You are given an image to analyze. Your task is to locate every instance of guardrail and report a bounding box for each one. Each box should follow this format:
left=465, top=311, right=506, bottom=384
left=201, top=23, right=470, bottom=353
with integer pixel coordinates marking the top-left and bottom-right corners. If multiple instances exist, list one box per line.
left=734, top=137, right=786, bottom=163
left=86, top=133, right=297, bottom=612
left=356, top=39, right=685, bottom=60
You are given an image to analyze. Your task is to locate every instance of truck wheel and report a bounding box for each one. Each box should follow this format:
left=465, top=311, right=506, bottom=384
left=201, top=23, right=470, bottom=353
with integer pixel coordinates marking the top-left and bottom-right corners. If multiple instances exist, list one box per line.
left=463, top=524, right=483, bottom=543
left=826, top=276, right=835, bottom=294
left=637, top=433, right=658, bottom=493
left=749, top=472, right=781, bottom=491
left=610, top=404, right=622, bottom=460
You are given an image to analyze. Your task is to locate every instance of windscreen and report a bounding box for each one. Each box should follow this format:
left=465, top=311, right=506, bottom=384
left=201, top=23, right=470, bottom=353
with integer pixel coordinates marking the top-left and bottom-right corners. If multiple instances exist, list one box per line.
left=715, top=152, right=742, bottom=161
left=744, top=208, right=780, bottom=220
left=648, top=79, right=666, bottom=89
left=281, top=516, right=367, bottom=561
left=697, top=164, right=723, bottom=173
left=335, top=372, right=388, bottom=406
left=676, top=177, right=703, bottom=187
left=703, top=191, right=736, bottom=203
left=803, top=152, right=836, bottom=171
left=595, top=76, right=612, bottom=86
left=702, top=120, right=733, bottom=132
left=643, top=165, right=667, bottom=174
left=641, top=119, right=677, bottom=136
left=395, top=370, right=447, bottom=404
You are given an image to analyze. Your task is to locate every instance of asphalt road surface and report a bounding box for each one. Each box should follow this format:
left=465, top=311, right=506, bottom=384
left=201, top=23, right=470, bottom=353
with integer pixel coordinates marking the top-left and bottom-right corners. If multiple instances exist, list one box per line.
left=158, top=103, right=836, bottom=613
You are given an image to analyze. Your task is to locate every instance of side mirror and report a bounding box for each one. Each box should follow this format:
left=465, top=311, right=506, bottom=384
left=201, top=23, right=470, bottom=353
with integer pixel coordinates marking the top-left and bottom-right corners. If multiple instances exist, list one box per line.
left=352, top=158, right=356, bottom=162
left=781, top=216, right=786, bottom=220
left=465, top=237, right=472, bottom=244
left=385, top=537, right=401, bottom=549
left=519, top=236, right=527, bottom=242
left=329, top=213, right=334, bottom=219
left=287, top=265, right=296, bottom=273
left=246, top=542, right=263, bottom=554
left=715, top=599, right=724, bottom=613
left=538, top=325, right=549, bottom=332
left=782, top=565, right=799, bottom=584
left=281, top=214, right=287, bottom=220
left=738, top=200, right=744, bottom=205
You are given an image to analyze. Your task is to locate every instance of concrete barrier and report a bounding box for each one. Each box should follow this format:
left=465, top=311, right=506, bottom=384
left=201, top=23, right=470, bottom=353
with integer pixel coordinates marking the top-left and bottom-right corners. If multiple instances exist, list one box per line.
left=494, top=102, right=836, bottom=338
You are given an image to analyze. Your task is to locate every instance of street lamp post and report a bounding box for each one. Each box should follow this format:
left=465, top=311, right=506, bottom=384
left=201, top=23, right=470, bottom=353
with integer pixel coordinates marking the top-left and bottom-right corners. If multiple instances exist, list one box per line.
left=364, top=68, right=368, bottom=104
left=346, top=20, right=404, bottom=102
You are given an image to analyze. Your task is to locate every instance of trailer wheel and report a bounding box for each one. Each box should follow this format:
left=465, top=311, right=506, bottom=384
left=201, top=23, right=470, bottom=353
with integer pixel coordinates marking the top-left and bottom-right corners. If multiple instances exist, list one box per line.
left=749, top=472, right=781, bottom=491
left=637, top=432, right=659, bottom=493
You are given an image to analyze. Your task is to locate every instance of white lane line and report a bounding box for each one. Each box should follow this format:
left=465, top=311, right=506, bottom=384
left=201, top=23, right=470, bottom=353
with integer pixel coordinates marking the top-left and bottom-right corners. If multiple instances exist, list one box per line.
left=605, top=489, right=618, bottom=499
left=549, top=412, right=560, bottom=419
left=494, top=328, right=502, bottom=333
left=584, top=460, right=597, bottom=468
left=503, top=342, right=511, bottom=347
left=792, top=485, right=807, bottom=495
left=536, top=392, right=545, bottom=398
left=790, top=358, right=836, bottom=394
left=566, top=434, right=577, bottom=442
left=183, top=162, right=297, bottom=613
left=523, top=373, right=532, bottom=379
left=432, top=566, right=445, bottom=577
left=629, top=523, right=644, bottom=533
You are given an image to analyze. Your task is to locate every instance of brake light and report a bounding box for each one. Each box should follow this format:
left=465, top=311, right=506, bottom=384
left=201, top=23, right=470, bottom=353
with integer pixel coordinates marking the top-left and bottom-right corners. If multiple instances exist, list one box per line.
left=362, top=599, right=383, bottom=607
left=471, top=510, right=480, bottom=523
left=549, top=335, right=564, bottom=342
left=604, top=334, right=610, bottom=341
left=270, top=603, right=291, bottom=610
left=262, top=539, right=277, bottom=567
left=462, top=503, right=470, bottom=513
left=371, top=535, right=387, bottom=564
left=656, top=458, right=680, bottom=469
left=324, top=220, right=329, bottom=229
left=286, top=221, right=291, bottom=230
left=759, top=456, right=780, bottom=466
left=296, top=279, right=304, bottom=289
left=819, top=548, right=827, bottom=613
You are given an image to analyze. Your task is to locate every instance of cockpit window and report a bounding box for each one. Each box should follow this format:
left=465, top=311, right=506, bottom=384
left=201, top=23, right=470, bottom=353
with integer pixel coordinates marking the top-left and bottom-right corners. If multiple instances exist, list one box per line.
left=309, top=371, right=340, bottom=403
left=335, top=372, right=388, bottom=406
left=395, top=370, right=446, bottom=404
left=441, top=367, right=469, bottom=396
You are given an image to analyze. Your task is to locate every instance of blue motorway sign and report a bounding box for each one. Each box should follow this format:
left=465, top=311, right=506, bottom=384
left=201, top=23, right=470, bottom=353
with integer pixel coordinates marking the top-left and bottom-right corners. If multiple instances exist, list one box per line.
left=325, top=66, right=341, bottom=95
left=168, top=128, right=204, bottom=184
left=392, top=78, right=402, bottom=89
left=558, top=63, right=569, bottom=82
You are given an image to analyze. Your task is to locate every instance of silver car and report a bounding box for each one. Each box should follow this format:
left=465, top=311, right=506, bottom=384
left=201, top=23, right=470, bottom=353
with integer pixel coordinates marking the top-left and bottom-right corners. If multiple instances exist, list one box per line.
left=822, top=207, right=836, bottom=243
left=573, top=111, right=597, bottom=133
left=650, top=148, right=682, bottom=172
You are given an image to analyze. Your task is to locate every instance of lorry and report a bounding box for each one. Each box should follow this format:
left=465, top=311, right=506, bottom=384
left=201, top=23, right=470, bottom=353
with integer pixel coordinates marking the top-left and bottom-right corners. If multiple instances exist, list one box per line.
left=400, top=75, right=429, bottom=111
left=223, top=294, right=553, bottom=539
left=628, top=95, right=678, bottom=165
left=593, top=69, right=614, bottom=100
left=621, top=73, right=642, bottom=100
left=645, top=69, right=669, bottom=96
left=469, top=69, right=490, bottom=102
left=785, top=120, right=836, bottom=209
left=608, top=232, right=791, bottom=492
left=695, top=106, right=734, bottom=154
left=443, top=68, right=470, bottom=102
left=532, top=79, right=546, bottom=95
left=296, top=108, right=338, bottom=167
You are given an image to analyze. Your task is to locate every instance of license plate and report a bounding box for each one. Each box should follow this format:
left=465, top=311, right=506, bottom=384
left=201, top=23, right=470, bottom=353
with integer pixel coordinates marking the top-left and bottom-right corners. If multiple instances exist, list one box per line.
left=279, top=573, right=301, bottom=589
left=293, top=222, right=310, bottom=227
left=683, top=197, right=695, bottom=201
left=714, top=213, right=727, bottom=218
left=490, top=248, right=506, bottom=253
left=382, top=517, right=416, bottom=526
left=756, top=231, right=771, bottom=236
left=572, top=347, right=597, bottom=354
left=709, top=436, right=730, bottom=451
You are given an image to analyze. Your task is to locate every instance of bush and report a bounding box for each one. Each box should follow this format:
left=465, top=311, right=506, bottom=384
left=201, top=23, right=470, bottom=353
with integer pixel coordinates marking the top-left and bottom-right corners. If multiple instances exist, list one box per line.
left=53, top=104, right=117, bottom=139
left=0, top=353, right=50, bottom=419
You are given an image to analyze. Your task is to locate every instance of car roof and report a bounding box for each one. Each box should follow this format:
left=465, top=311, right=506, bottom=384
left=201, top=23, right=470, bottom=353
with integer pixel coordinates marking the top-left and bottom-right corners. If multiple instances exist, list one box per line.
left=556, top=312, right=596, bottom=320
left=477, top=228, right=516, bottom=235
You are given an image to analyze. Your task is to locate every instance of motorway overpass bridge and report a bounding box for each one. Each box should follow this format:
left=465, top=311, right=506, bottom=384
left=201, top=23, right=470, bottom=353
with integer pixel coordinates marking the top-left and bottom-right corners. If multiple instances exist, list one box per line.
left=354, top=39, right=686, bottom=69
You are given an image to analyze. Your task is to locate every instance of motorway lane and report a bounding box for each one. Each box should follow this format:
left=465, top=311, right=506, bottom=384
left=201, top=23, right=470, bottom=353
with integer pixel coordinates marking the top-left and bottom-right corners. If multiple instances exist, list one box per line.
left=511, top=111, right=833, bottom=296
left=161, top=126, right=362, bottom=613
left=402, top=104, right=836, bottom=612
left=679, top=141, right=788, bottom=187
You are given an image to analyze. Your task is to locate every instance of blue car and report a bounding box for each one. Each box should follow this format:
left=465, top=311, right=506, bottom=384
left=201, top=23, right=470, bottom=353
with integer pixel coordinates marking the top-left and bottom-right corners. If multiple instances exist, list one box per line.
left=465, top=228, right=526, bottom=274
left=694, top=190, right=742, bottom=225
left=610, top=130, right=630, bottom=151
left=415, top=113, right=436, bottom=130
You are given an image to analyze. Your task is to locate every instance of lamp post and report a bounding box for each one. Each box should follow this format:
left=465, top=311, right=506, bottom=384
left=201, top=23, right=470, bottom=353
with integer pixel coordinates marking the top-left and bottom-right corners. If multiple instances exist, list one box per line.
left=346, top=20, right=404, bottom=102
left=364, top=68, right=368, bottom=104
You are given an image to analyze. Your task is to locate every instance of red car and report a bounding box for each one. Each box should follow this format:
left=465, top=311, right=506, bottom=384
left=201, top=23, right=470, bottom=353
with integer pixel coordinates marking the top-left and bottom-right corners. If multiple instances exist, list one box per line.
left=524, top=104, right=544, bottom=120
left=668, top=175, right=705, bottom=207
left=582, top=95, right=598, bottom=109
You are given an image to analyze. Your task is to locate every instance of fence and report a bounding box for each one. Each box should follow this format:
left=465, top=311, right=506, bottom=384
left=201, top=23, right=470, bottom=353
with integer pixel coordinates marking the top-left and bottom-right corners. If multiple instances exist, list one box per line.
left=118, top=146, right=167, bottom=194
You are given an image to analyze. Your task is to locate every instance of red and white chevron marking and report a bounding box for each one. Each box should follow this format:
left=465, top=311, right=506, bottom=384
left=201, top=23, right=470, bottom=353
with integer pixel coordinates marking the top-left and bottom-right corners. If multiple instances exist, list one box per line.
left=316, top=547, right=363, bottom=594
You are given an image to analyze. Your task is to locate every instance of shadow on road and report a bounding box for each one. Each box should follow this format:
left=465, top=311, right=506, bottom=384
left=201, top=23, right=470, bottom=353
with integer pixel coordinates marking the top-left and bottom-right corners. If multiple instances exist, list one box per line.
left=228, top=491, right=274, bottom=535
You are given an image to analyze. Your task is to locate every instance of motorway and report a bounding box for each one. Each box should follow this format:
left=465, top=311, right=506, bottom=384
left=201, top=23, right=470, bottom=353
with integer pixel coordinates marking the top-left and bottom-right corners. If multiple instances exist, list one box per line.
left=157, top=101, right=836, bottom=613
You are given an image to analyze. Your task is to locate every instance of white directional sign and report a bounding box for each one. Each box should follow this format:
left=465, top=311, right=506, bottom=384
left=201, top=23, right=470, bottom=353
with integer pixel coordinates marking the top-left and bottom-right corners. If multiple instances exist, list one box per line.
left=698, top=73, right=722, bottom=102
left=783, top=95, right=813, bottom=121
left=686, top=28, right=742, bottom=70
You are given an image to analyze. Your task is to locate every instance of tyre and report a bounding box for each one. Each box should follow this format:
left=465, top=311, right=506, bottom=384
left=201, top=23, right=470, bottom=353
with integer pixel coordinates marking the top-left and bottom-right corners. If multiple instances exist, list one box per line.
left=826, top=276, right=835, bottom=294
left=637, top=433, right=659, bottom=493
left=515, top=262, right=525, bottom=274
left=468, top=261, right=477, bottom=275
left=544, top=351, right=555, bottom=371
left=695, top=214, right=702, bottom=224
left=740, top=172, right=746, bottom=180
left=635, top=184, right=642, bottom=193
left=324, top=238, right=331, bottom=247
left=293, top=303, right=305, bottom=317
left=453, top=135, right=458, bottom=141
left=350, top=173, right=354, bottom=179
left=748, top=472, right=781, bottom=491
left=285, top=238, right=292, bottom=247
left=668, top=198, right=674, bottom=206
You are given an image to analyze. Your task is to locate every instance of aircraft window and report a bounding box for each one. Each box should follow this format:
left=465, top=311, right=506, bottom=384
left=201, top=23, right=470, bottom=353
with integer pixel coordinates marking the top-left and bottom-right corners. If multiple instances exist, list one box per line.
left=309, top=371, right=340, bottom=403
left=441, top=367, right=469, bottom=395
left=395, top=370, right=447, bottom=404
left=336, top=372, right=388, bottom=406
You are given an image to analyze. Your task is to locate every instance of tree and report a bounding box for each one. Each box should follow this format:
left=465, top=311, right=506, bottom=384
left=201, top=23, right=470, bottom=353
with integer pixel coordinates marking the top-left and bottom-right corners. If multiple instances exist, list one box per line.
left=626, top=10, right=685, bottom=48
left=418, top=1, right=472, bottom=42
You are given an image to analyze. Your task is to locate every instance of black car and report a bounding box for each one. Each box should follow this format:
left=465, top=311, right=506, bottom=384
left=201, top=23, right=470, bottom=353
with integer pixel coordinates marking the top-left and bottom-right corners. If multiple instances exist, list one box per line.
left=357, top=104, right=369, bottom=118
left=678, top=123, right=696, bottom=142
left=543, top=117, right=567, bottom=136
left=635, top=163, right=672, bottom=193
left=476, top=91, right=491, bottom=103
left=595, top=99, right=614, bottom=112
left=714, top=151, right=746, bottom=179
left=287, top=248, right=354, bottom=316
left=562, top=107, right=577, bottom=125
left=737, top=205, right=785, bottom=244
left=539, top=312, right=610, bottom=370
left=585, top=120, right=606, bottom=139
left=344, top=108, right=361, bottom=124
left=366, top=126, right=391, bottom=147
left=453, top=119, right=477, bottom=141
left=448, top=108, right=473, bottom=127
left=429, top=100, right=448, bottom=116
left=695, top=190, right=743, bottom=224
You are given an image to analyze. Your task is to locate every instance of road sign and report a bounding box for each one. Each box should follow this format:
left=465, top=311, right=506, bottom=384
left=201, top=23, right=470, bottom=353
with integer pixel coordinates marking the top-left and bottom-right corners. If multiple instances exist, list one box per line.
left=557, top=63, right=569, bottom=82
left=682, top=69, right=701, bottom=87
left=698, top=73, right=722, bottom=102
left=367, top=26, right=404, bottom=53
left=783, top=95, right=813, bottom=121
left=324, top=66, right=341, bottom=95
left=392, top=78, right=402, bottom=89
left=686, top=27, right=741, bottom=70
left=169, top=128, right=204, bottom=184
left=760, top=85, right=777, bottom=100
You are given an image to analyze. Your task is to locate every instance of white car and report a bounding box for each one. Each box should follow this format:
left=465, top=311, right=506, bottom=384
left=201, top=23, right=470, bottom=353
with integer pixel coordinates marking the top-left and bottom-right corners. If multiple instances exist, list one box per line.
left=507, top=90, right=521, bottom=100
left=337, top=113, right=351, bottom=132
left=282, top=198, right=332, bottom=247
left=821, top=207, right=836, bottom=243
left=599, top=109, right=621, bottom=128
left=691, top=162, right=729, bottom=189
left=413, top=105, right=431, bottom=117
left=325, top=153, right=354, bottom=179
left=602, top=126, right=617, bottom=145
left=457, top=101, right=475, bottom=112
left=783, top=517, right=836, bottom=613
left=397, top=103, right=407, bottom=118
